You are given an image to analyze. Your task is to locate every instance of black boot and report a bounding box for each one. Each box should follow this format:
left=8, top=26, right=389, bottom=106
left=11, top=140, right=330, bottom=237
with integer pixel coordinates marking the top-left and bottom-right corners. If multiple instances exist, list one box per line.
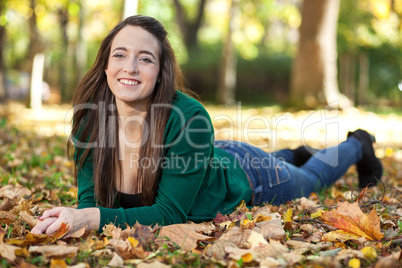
left=347, top=129, right=383, bottom=188
left=291, top=145, right=317, bottom=167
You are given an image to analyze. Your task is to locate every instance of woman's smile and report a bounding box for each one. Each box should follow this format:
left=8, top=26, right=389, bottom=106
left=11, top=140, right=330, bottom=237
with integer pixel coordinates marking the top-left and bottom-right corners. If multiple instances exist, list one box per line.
left=118, top=79, right=140, bottom=86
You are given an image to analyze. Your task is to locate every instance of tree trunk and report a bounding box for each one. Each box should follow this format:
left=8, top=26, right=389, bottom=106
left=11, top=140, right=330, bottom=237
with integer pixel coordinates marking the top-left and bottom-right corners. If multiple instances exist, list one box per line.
left=123, top=0, right=138, bottom=19
left=26, top=0, right=44, bottom=108
left=0, top=0, right=6, bottom=103
left=216, top=0, right=237, bottom=105
left=58, top=5, right=69, bottom=102
left=172, top=0, right=207, bottom=51
left=289, top=0, right=352, bottom=109
left=75, top=0, right=87, bottom=87
left=357, top=53, right=369, bottom=106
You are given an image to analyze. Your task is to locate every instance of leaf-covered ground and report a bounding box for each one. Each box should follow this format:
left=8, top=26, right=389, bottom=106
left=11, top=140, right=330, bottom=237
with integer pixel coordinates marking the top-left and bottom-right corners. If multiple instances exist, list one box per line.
left=0, top=102, right=401, bottom=267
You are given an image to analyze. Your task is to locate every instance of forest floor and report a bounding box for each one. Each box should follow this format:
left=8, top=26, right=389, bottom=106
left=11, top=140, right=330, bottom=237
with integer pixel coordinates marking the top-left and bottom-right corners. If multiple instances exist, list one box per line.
left=0, top=101, right=401, bottom=267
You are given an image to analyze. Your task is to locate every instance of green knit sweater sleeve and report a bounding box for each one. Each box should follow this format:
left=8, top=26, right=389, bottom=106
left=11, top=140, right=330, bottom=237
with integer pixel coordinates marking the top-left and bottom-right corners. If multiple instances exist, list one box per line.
left=76, top=92, right=216, bottom=232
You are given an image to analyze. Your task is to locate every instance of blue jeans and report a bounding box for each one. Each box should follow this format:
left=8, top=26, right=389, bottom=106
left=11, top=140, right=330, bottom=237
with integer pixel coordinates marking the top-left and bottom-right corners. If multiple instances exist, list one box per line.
left=214, top=137, right=362, bottom=205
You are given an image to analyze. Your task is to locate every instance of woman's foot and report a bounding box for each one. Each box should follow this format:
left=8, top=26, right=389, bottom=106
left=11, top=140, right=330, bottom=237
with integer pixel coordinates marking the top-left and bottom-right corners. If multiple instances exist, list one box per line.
left=347, top=129, right=383, bottom=188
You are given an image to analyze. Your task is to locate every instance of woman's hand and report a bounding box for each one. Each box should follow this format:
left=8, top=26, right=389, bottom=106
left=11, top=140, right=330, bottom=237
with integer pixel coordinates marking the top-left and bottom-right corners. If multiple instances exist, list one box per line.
left=31, top=207, right=100, bottom=237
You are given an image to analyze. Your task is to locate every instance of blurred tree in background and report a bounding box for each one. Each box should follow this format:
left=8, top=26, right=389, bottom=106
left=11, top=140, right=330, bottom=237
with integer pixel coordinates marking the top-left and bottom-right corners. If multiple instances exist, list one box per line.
left=1, top=0, right=401, bottom=108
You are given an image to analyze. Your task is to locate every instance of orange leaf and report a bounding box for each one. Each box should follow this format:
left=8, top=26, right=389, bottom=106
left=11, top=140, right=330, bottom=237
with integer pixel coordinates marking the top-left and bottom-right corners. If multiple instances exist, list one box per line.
left=50, top=222, right=69, bottom=241
left=321, top=201, right=384, bottom=241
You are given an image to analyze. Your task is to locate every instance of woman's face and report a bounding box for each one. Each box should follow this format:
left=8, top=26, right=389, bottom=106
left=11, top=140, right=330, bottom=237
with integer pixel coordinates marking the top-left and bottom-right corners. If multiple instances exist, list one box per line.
left=105, top=25, right=160, bottom=110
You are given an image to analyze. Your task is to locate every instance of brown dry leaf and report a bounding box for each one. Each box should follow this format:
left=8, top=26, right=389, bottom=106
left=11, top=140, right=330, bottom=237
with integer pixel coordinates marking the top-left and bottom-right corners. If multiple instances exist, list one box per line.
left=374, top=250, right=402, bottom=268
left=299, top=197, right=318, bottom=212
left=225, top=239, right=288, bottom=261
left=185, top=222, right=215, bottom=235
left=256, top=219, right=285, bottom=240
left=20, top=211, right=37, bottom=228
left=155, top=223, right=212, bottom=251
left=247, top=231, right=269, bottom=248
left=102, top=223, right=123, bottom=239
left=69, top=225, right=87, bottom=238
left=137, top=260, right=171, bottom=268
left=0, top=228, right=18, bottom=262
left=321, top=201, right=384, bottom=240
left=218, top=226, right=252, bottom=247
left=107, top=252, right=125, bottom=267
left=0, top=197, right=16, bottom=211
left=0, top=210, right=18, bottom=225
left=203, top=240, right=237, bottom=260
left=322, top=230, right=362, bottom=243
left=29, top=245, right=79, bottom=258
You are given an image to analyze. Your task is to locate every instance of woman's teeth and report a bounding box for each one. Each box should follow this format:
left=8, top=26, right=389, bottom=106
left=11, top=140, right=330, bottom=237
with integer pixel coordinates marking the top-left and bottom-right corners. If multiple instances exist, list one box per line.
left=120, top=79, right=139, bottom=85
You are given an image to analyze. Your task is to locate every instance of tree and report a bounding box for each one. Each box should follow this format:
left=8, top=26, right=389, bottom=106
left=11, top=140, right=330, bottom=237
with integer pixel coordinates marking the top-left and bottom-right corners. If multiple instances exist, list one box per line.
left=216, top=0, right=238, bottom=105
left=0, top=0, right=6, bottom=103
left=289, top=0, right=352, bottom=109
left=172, top=0, right=207, bottom=51
left=57, top=1, right=69, bottom=102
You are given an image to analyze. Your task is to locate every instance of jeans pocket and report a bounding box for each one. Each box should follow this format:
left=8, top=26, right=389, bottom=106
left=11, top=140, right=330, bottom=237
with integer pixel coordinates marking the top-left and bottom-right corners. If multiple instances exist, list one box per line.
left=268, top=158, right=291, bottom=187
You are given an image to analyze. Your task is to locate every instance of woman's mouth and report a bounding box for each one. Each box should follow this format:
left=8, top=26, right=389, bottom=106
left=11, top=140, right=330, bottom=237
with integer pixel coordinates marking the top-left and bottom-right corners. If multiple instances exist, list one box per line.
left=119, top=79, right=140, bottom=86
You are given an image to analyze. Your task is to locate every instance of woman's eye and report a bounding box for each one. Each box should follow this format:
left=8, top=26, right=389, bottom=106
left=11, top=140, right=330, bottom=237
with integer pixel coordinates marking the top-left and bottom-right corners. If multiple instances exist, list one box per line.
left=140, top=57, right=152, bottom=63
left=112, top=53, right=124, bottom=58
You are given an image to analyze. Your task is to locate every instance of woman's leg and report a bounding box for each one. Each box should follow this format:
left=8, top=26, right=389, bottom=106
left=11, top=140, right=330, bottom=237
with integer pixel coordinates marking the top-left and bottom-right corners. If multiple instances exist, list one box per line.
left=259, top=137, right=362, bottom=205
left=273, top=146, right=318, bottom=167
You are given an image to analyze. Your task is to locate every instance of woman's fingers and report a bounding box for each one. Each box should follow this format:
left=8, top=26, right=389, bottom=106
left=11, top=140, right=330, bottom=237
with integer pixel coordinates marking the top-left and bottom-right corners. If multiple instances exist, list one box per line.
left=44, top=219, right=65, bottom=236
left=39, top=207, right=64, bottom=220
left=31, top=217, right=58, bottom=234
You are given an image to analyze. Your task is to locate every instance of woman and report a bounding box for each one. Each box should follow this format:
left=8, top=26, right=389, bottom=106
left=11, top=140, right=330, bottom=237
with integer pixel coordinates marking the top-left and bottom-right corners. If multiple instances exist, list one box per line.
left=32, top=15, right=382, bottom=236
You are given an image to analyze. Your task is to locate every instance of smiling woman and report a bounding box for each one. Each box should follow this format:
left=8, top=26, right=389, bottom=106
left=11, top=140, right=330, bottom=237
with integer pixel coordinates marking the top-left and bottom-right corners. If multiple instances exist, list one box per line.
left=31, top=15, right=383, bottom=237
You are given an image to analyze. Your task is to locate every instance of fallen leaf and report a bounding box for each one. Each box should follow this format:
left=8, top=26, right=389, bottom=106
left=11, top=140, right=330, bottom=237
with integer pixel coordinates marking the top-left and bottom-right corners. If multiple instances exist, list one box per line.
left=218, top=226, right=252, bottom=247
left=299, top=197, right=318, bottom=212
left=20, top=211, right=37, bottom=228
left=311, top=209, right=324, bottom=219
left=137, top=260, right=171, bottom=268
left=348, top=258, right=360, bottom=268
left=247, top=231, right=269, bottom=248
left=256, top=219, right=285, bottom=240
left=283, top=208, right=292, bottom=222
left=203, top=240, right=237, bottom=260
left=107, top=252, right=124, bottom=267
left=155, top=224, right=212, bottom=251
left=322, top=230, right=362, bottom=242
left=50, top=258, right=68, bottom=268
left=29, top=245, right=78, bottom=258
left=0, top=230, right=18, bottom=262
left=360, top=246, right=377, bottom=260
left=321, top=201, right=384, bottom=240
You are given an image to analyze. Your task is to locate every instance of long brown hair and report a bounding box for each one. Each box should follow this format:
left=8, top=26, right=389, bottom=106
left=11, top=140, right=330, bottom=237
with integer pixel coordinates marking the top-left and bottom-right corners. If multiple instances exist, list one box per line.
left=68, top=15, right=187, bottom=207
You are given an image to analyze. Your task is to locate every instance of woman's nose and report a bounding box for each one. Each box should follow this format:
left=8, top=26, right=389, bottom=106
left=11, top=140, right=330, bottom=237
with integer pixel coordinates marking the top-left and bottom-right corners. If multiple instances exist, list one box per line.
left=123, top=60, right=138, bottom=74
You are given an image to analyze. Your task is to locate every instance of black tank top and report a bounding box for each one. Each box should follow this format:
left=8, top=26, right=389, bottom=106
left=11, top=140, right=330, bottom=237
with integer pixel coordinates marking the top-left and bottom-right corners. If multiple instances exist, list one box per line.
left=118, top=192, right=142, bottom=208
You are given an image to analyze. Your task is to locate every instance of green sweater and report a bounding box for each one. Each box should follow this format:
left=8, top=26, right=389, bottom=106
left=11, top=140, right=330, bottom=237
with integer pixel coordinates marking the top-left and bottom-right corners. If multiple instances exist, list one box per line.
left=76, top=91, right=252, bottom=232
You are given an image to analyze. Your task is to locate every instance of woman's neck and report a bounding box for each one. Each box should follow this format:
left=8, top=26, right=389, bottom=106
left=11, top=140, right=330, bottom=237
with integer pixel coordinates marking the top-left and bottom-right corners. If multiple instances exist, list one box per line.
left=115, top=99, right=148, bottom=141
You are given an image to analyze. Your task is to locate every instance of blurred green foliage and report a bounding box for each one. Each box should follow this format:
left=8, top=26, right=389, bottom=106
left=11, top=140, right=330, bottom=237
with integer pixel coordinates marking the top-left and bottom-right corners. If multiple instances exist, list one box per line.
left=2, top=0, right=401, bottom=105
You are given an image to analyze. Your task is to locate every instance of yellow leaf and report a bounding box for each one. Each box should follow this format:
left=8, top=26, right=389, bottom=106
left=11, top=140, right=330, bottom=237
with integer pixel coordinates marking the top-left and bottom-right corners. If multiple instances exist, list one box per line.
left=242, top=253, right=253, bottom=263
left=284, top=208, right=293, bottom=222
left=360, top=246, right=377, bottom=260
left=127, top=237, right=139, bottom=248
left=322, top=230, right=361, bottom=242
left=50, top=258, right=68, bottom=268
left=348, top=258, right=360, bottom=268
left=321, top=201, right=384, bottom=240
left=253, top=214, right=272, bottom=223
left=311, top=209, right=324, bottom=219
